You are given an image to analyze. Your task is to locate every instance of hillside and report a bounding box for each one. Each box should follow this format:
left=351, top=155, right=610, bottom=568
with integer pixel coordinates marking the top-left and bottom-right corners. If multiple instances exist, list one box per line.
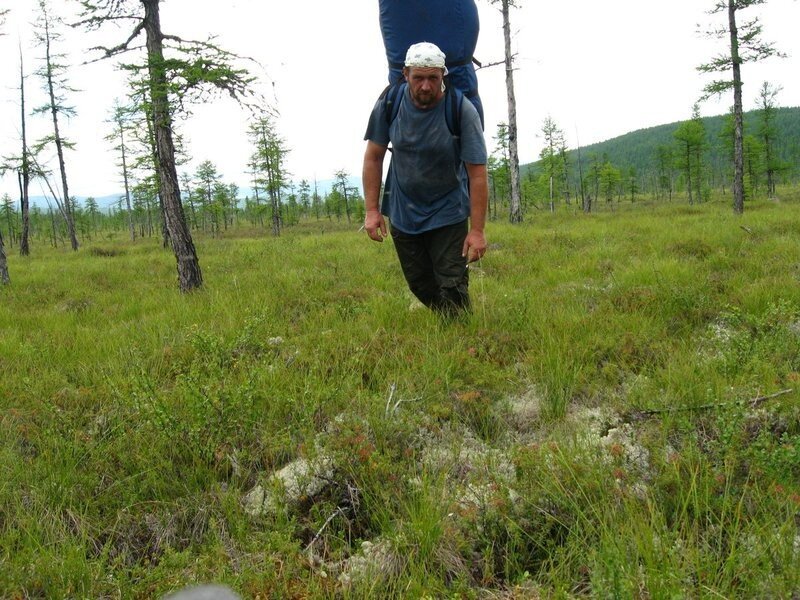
left=524, top=106, right=800, bottom=180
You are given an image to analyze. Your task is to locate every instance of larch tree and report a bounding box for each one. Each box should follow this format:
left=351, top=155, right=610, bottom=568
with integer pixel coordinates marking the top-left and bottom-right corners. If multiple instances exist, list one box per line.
left=585, top=153, right=603, bottom=213
left=333, top=170, right=353, bottom=225
left=673, top=105, right=706, bottom=204
left=298, top=180, right=311, bottom=218
left=0, top=45, right=35, bottom=256
left=33, top=0, right=79, bottom=251
left=179, top=171, right=199, bottom=230
left=755, top=81, right=782, bottom=198
left=490, top=122, right=510, bottom=220
left=194, top=160, right=222, bottom=236
left=655, top=145, right=675, bottom=201
left=0, top=13, right=30, bottom=259
left=598, top=161, right=622, bottom=206
left=312, top=180, right=323, bottom=221
left=698, top=0, right=783, bottom=214
left=84, top=196, right=100, bottom=238
left=489, top=0, right=522, bottom=223
left=247, top=113, right=288, bottom=237
left=539, top=116, right=567, bottom=213
left=75, top=0, right=254, bottom=292
left=105, top=101, right=137, bottom=241
left=2, top=194, right=17, bottom=242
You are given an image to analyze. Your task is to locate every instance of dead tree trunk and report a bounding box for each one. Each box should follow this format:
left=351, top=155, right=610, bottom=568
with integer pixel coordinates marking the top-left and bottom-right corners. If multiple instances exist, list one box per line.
left=500, top=0, right=522, bottom=223
left=41, top=11, right=79, bottom=251
left=19, top=46, right=31, bottom=256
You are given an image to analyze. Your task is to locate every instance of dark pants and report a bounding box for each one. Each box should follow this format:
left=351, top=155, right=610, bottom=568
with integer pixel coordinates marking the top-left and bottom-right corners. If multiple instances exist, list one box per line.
left=391, top=220, right=470, bottom=316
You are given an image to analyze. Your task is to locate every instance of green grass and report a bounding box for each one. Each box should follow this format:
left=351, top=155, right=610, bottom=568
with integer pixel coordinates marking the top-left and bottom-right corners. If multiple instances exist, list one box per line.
left=2, top=195, right=800, bottom=598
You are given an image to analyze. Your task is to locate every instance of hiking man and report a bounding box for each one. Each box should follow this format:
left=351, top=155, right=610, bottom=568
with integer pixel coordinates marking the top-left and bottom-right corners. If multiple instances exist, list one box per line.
left=362, top=41, right=488, bottom=316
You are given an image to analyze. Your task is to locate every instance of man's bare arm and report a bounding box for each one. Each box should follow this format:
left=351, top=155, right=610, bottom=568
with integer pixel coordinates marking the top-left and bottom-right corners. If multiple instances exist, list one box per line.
left=362, top=141, right=388, bottom=241
left=462, top=162, right=488, bottom=262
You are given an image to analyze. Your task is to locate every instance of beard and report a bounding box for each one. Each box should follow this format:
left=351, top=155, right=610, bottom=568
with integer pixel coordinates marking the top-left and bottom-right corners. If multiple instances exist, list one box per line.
left=410, top=88, right=439, bottom=108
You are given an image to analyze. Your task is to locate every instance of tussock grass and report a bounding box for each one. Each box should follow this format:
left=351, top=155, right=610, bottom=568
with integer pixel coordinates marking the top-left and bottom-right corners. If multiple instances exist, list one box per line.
left=2, top=198, right=800, bottom=597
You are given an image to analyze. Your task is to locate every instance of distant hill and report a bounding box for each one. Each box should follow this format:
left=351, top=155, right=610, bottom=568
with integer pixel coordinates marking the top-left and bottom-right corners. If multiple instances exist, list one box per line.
left=28, top=194, right=123, bottom=212
left=523, top=106, right=800, bottom=181
left=25, top=177, right=360, bottom=213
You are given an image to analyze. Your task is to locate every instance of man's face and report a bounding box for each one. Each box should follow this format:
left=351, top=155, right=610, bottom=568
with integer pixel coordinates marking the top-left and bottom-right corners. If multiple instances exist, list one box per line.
left=404, top=67, right=444, bottom=109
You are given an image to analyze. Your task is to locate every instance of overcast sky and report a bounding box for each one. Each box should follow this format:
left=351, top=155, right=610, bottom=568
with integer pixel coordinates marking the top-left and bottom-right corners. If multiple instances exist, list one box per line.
left=1, top=0, right=798, bottom=203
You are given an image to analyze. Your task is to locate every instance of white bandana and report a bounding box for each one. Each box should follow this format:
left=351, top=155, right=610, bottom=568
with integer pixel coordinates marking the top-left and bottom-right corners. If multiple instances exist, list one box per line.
left=404, top=42, right=448, bottom=75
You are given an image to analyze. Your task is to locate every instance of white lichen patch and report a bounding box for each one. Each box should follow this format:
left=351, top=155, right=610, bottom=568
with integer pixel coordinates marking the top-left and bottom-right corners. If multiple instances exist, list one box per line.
left=569, top=406, right=622, bottom=444
left=696, top=320, right=737, bottom=363
left=600, top=423, right=651, bottom=474
left=243, top=455, right=333, bottom=517
left=501, top=387, right=544, bottom=433
left=337, top=538, right=404, bottom=587
left=420, top=427, right=516, bottom=485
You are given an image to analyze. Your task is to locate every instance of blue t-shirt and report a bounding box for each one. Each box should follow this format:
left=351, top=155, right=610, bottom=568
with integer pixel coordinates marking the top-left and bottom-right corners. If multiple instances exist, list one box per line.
left=364, top=85, right=487, bottom=234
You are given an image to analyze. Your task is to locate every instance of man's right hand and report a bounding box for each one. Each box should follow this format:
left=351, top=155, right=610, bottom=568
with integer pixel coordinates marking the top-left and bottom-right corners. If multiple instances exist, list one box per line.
left=364, top=210, right=388, bottom=242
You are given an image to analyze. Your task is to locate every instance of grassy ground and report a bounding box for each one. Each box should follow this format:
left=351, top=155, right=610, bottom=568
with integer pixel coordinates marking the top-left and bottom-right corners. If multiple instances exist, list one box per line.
left=1, top=194, right=799, bottom=598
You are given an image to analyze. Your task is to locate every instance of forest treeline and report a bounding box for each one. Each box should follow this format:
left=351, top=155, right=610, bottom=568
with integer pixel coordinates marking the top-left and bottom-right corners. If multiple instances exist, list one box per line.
left=3, top=103, right=799, bottom=249
left=0, top=166, right=364, bottom=250
left=485, top=104, right=800, bottom=217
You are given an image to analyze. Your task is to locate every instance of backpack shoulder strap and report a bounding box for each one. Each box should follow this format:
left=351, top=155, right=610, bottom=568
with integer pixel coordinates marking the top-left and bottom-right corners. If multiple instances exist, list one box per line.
left=380, top=81, right=406, bottom=128
left=444, top=85, right=464, bottom=138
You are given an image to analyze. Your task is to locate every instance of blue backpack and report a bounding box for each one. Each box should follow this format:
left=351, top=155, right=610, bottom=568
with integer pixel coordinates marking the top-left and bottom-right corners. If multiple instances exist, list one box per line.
left=378, top=0, right=483, bottom=128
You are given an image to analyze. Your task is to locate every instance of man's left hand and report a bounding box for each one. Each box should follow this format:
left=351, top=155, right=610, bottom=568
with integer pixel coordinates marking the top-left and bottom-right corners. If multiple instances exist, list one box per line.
left=462, top=229, right=487, bottom=263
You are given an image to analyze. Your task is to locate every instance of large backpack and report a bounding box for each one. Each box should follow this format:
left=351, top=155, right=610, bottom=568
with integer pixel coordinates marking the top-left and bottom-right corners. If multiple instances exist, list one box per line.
left=379, top=81, right=465, bottom=138
left=378, top=0, right=483, bottom=129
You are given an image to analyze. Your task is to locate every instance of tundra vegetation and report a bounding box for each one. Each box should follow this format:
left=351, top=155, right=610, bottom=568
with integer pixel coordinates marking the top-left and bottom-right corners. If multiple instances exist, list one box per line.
left=2, top=190, right=800, bottom=597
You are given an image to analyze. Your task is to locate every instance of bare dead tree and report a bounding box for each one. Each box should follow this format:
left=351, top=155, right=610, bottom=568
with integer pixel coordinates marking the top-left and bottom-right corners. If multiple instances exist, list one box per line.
left=33, top=0, right=79, bottom=250
left=488, top=0, right=522, bottom=223
left=18, top=43, right=32, bottom=256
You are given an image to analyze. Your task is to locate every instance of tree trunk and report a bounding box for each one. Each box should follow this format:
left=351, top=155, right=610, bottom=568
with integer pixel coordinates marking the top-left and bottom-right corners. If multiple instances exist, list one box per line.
left=19, top=48, right=31, bottom=257
left=0, top=228, right=9, bottom=284
left=49, top=208, right=57, bottom=247
left=686, top=144, right=694, bottom=205
left=501, top=0, right=522, bottom=224
left=43, top=14, right=79, bottom=251
left=576, top=134, right=588, bottom=213
left=143, top=0, right=202, bottom=292
left=765, top=143, right=775, bottom=198
left=729, top=1, right=745, bottom=214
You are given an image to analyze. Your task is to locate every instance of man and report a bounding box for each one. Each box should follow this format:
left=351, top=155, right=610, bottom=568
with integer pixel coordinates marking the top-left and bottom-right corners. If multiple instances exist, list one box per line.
left=362, top=41, right=488, bottom=317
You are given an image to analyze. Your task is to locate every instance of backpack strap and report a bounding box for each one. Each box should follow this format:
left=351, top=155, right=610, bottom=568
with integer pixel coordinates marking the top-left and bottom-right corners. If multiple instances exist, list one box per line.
left=380, top=81, right=406, bottom=129
left=444, top=84, right=464, bottom=139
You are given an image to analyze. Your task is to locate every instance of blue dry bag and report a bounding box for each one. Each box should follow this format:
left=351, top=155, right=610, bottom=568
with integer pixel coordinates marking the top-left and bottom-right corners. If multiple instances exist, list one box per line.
left=378, top=0, right=484, bottom=128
